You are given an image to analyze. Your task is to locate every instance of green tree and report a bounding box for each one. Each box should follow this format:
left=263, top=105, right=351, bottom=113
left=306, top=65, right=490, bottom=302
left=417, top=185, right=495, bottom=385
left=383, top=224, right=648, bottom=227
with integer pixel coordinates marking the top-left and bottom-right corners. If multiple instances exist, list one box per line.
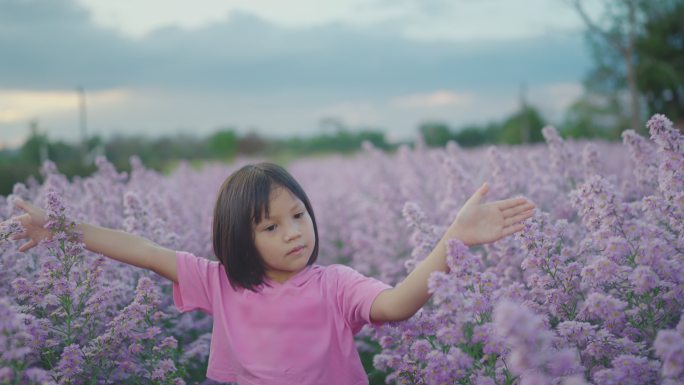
left=569, top=0, right=684, bottom=133
left=237, top=132, right=269, bottom=155
left=418, top=122, right=454, bottom=147
left=635, top=0, right=684, bottom=126
left=497, top=106, right=546, bottom=145
left=569, top=0, right=648, bottom=133
left=453, top=125, right=491, bottom=147
left=206, top=129, right=238, bottom=158
left=19, top=131, right=49, bottom=166
left=560, top=94, right=628, bottom=139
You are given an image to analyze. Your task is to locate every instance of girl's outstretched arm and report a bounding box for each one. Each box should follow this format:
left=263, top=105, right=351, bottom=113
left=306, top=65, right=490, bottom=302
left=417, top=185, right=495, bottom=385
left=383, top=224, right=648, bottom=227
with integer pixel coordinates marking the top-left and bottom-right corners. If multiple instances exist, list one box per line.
left=7, top=199, right=178, bottom=283
left=370, top=183, right=535, bottom=322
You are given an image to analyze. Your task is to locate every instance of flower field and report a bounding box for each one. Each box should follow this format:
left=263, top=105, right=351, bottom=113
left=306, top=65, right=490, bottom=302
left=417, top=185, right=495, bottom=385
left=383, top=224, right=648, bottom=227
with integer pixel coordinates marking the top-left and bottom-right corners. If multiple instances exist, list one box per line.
left=1, top=114, right=682, bottom=385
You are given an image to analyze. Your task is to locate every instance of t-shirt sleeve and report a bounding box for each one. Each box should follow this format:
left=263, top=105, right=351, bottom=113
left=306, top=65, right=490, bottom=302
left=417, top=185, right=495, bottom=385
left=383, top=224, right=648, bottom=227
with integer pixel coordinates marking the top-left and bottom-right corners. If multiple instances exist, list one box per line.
left=333, top=264, right=393, bottom=334
left=172, top=251, right=223, bottom=315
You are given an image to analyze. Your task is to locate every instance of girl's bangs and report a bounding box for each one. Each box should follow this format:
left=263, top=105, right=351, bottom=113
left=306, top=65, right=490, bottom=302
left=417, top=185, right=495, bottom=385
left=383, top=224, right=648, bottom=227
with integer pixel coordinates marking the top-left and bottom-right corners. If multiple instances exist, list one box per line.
left=248, top=175, right=275, bottom=226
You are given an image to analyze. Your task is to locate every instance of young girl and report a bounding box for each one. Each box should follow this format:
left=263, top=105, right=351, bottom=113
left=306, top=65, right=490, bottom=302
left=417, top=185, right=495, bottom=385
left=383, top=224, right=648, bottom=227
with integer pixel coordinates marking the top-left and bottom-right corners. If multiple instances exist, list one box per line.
left=8, top=162, right=535, bottom=385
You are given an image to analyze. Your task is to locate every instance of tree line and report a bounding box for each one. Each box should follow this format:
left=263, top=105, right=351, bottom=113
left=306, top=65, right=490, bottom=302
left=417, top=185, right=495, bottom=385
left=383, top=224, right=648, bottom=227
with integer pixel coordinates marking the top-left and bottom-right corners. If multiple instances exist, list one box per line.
left=0, top=102, right=621, bottom=196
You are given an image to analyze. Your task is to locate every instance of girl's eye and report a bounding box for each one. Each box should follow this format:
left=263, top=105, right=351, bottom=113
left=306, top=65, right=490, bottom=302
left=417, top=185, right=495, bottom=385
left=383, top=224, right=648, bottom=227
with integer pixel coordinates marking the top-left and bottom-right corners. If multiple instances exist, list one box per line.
left=294, top=212, right=305, bottom=219
left=265, top=225, right=276, bottom=232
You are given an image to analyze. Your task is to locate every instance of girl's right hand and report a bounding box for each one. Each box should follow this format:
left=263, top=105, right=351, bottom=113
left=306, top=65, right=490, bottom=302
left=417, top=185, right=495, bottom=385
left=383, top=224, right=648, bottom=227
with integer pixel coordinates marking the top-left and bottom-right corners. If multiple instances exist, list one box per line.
left=8, top=199, right=52, bottom=252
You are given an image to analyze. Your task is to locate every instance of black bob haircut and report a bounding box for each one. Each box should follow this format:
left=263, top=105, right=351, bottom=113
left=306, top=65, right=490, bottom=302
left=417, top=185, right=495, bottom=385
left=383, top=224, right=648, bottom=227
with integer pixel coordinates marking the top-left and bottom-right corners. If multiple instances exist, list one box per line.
left=212, top=162, right=319, bottom=292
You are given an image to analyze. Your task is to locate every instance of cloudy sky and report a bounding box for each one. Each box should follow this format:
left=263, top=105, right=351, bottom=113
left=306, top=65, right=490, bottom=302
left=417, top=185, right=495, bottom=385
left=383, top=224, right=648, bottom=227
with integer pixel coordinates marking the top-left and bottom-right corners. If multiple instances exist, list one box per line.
left=0, top=0, right=598, bottom=147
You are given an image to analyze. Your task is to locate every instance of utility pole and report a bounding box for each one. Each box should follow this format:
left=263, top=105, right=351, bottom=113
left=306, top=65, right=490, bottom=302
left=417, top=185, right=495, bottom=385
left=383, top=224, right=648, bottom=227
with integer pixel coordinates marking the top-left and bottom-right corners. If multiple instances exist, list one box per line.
left=29, top=120, right=48, bottom=164
left=77, top=86, right=88, bottom=163
left=520, top=82, right=530, bottom=144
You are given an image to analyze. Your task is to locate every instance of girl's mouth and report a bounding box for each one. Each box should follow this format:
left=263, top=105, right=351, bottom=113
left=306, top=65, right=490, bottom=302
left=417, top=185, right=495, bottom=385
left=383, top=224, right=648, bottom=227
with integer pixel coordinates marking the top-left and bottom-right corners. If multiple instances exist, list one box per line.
left=287, top=245, right=306, bottom=256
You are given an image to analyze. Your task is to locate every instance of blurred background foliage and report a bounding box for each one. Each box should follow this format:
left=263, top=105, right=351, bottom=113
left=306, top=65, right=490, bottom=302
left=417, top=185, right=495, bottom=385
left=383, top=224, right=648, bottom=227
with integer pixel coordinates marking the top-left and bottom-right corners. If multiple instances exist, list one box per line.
left=1, top=0, right=682, bottom=196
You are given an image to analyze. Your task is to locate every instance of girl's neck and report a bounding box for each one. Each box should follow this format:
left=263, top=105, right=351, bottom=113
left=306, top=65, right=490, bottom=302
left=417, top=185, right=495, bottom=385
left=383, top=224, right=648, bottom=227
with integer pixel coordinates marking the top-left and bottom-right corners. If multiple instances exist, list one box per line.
left=265, top=266, right=309, bottom=284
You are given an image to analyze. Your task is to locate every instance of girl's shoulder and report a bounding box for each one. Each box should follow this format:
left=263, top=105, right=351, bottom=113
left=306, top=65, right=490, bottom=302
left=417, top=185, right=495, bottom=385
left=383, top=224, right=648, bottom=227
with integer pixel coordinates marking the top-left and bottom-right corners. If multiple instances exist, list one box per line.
left=316, top=263, right=355, bottom=273
left=317, top=263, right=367, bottom=282
left=177, top=250, right=221, bottom=263
left=176, top=251, right=225, bottom=273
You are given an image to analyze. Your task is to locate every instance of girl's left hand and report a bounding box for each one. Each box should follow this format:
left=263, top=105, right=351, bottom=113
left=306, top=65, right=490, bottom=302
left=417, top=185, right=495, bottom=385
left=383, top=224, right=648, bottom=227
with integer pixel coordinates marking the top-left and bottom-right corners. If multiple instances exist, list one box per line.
left=448, top=183, right=535, bottom=246
left=7, top=199, right=52, bottom=252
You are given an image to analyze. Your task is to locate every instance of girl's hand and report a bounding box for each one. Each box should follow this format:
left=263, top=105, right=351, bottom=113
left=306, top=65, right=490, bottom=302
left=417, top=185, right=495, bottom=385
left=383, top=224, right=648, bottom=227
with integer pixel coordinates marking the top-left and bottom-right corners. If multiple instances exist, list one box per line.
left=7, top=199, right=52, bottom=252
left=448, top=183, right=535, bottom=246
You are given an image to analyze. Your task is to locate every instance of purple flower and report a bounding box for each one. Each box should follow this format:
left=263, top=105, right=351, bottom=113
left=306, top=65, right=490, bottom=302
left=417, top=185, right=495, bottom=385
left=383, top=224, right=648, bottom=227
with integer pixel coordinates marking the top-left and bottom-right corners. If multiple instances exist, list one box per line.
left=654, top=327, right=684, bottom=380
left=603, top=236, right=631, bottom=263
left=630, top=265, right=660, bottom=294
left=435, top=325, right=463, bottom=345
left=473, top=374, right=496, bottom=385
left=570, top=175, right=626, bottom=234
left=122, top=190, right=148, bottom=235
left=143, top=326, right=162, bottom=339
left=24, top=368, right=56, bottom=385
left=151, top=358, right=177, bottom=380
left=445, top=238, right=479, bottom=273
left=494, top=302, right=551, bottom=366
left=0, top=219, right=22, bottom=243
left=547, top=348, right=582, bottom=377
left=410, top=339, right=432, bottom=361
left=56, top=344, right=84, bottom=379
left=622, top=130, right=659, bottom=193
left=581, top=256, right=623, bottom=288
left=447, top=347, right=473, bottom=378
left=45, top=189, right=67, bottom=227
left=593, top=354, right=659, bottom=385
left=519, top=372, right=550, bottom=385
left=556, top=321, right=596, bottom=346
left=494, top=301, right=583, bottom=380
left=402, top=202, right=430, bottom=233
left=156, top=336, right=178, bottom=350
left=542, top=125, right=581, bottom=186
left=579, top=292, right=627, bottom=331
left=647, top=114, right=680, bottom=152
left=181, top=332, right=212, bottom=364
left=0, top=367, right=11, bottom=383
left=0, top=298, right=34, bottom=361
left=582, top=143, right=600, bottom=177
left=1, top=119, right=681, bottom=385
left=372, top=353, right=397, bottom=371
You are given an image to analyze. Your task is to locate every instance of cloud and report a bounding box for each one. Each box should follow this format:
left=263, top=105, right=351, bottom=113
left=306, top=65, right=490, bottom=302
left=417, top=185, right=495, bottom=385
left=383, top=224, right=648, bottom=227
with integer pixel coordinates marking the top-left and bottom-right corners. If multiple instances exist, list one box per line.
left=390, top=90, right=473, bottom=108
left=314, top=101, right=385, bottom=128
left=0, top=0, right=589, bottom=94
left=0, top=0, right=591, bottom=144
left=76, top=0, right=588, bottom=41
left=0, top=89, right=129, bottom=123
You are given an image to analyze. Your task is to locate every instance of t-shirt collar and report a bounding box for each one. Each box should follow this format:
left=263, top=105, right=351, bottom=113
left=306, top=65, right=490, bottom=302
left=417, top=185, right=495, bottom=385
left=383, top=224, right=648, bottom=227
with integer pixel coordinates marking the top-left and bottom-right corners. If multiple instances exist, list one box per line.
left=262, top=264, right=315, bottom=288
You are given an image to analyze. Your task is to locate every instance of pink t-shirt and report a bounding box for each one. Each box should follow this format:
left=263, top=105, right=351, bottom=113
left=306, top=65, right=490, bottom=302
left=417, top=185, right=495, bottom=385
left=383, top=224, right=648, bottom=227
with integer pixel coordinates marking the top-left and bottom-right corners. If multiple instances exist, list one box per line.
left=172, top=251, right=392, bottom=385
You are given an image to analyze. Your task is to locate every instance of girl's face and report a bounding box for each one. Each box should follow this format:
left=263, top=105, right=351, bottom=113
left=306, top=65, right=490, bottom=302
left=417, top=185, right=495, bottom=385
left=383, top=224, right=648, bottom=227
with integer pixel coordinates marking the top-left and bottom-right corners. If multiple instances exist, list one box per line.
left=252, top=186, right=315, bottom=284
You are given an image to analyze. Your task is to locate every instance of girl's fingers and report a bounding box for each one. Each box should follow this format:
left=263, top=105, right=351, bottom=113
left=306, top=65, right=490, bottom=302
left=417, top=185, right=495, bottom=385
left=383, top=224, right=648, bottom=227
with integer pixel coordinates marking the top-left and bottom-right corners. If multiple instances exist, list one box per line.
left=5, top=215, right=22, bottom=223
left=502, top=223, right=525, bottom=237
left=499, top=197, right=530, bottom=210
left=14, top=199, right=30, bottom=214
left=18, top=239, right=37, bottom=252
left=17, top=214, right=32, bottom=227
left=15, top=200, right=39, bottom=218
left=502, top=202, right=535, bottom=217
left=503, top=209, right=535, bottom=227
left=11, top=231, right=29, bottom=240
left=467, top=183, right=490, bottom=204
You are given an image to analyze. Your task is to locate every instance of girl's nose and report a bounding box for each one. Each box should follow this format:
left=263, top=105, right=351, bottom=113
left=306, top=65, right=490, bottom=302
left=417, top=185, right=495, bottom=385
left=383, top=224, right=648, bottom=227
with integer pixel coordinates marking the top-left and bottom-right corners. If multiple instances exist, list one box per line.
left=284, top=224, right=302, bottom=242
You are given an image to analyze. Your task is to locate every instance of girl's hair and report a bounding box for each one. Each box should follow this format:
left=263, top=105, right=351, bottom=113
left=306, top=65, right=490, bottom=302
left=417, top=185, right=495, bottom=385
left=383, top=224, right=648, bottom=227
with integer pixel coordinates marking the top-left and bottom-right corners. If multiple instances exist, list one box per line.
left=212, top=162, right=319, bottom=292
